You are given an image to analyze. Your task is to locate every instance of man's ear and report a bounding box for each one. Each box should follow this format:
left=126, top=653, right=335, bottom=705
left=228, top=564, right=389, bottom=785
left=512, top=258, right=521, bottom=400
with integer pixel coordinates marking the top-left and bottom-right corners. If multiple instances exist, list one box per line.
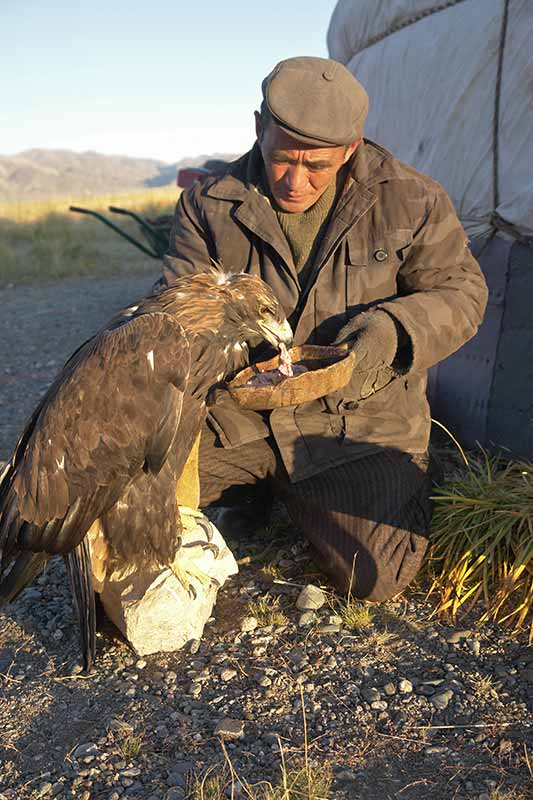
left=254, top=111, right=263, bottom=143
left=343, top=138, right=362, bottom=164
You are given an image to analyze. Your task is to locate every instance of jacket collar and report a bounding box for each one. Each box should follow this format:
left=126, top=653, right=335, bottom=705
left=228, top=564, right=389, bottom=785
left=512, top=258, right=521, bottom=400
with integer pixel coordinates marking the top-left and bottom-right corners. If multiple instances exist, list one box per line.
left=202, top=140, right=389, bottom=287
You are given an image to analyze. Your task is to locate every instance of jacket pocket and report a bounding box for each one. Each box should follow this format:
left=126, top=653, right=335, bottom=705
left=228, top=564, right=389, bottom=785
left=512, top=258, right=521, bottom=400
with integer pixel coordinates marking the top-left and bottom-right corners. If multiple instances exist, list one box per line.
left=345, top=230, right=412, bottom=310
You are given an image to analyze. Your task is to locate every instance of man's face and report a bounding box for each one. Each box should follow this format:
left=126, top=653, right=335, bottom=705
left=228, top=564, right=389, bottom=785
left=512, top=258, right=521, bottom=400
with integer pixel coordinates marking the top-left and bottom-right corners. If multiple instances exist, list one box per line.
left=256, top=113, right=360, bottom=213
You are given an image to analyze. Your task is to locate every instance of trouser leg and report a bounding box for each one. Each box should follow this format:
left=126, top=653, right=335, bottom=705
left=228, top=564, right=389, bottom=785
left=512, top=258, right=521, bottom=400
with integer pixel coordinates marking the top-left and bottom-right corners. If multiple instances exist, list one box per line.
left=198, top=422, right=278, bottom=524
left=198, top=423, right=433, bottom=601
left=279, top=449, right=433, bottom=602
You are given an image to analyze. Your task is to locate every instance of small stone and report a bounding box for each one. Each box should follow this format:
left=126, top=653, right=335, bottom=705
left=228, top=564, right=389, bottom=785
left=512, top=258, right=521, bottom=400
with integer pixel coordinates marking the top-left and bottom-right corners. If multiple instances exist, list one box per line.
left=446, top=630, right=471, bottom=644
left=166, top=790, right=185, bottom=800
left=431, top=689, right=454, bottom=710
left=73, top=743, right=99, bottom=759
left=398, top=679, right=413, bottom=694
left=424, top=746, right=449, bottom=755
left=214, top=718, right=245, bottom=739
left=317, top=624, right=341, bottom=634
left=172, top=760, right=195, bottom=774
left=259, top=676, right=272, bottom=688
left=298, top=611, right=316, bottom=627
left=296, top=584, right=326, bottom=611
left=135, top=659, right=147, bottom=669
left=23, top=587, right=43, bottom=601
left=468, top=639, right=481, bottom=656
left=418, top=684, right=436, bottom=697
left=362, top=687, right=380, bottom=703
left=371, top=700, right=388, bottom=711
left=383, top=682, right=396, bottom=696
left=336, top=768, right=358, bottom=781
left=220, top=668, right=237, bottom=682
left=37, top=784, right=53, bottom=798
left=240, top=616, right=258, bottom=633
left=167, top=772, right=186, bottom=788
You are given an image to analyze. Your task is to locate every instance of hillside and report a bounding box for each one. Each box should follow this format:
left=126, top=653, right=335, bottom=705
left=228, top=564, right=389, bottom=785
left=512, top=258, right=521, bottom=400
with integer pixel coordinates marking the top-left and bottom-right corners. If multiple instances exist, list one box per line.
left=0, top=149, right=241, bottom=202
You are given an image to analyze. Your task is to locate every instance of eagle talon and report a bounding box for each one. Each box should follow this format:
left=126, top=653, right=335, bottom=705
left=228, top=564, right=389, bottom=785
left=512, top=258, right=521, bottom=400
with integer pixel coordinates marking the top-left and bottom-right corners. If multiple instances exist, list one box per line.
left=197, top=517, right=214, bottom=542
left=182, top=540, right=220, bottom=559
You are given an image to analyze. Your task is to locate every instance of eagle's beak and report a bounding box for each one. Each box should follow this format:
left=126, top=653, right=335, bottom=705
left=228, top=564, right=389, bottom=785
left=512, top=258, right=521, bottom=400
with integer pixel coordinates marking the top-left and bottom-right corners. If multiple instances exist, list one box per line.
left=260, top=319, right=293, bottom=349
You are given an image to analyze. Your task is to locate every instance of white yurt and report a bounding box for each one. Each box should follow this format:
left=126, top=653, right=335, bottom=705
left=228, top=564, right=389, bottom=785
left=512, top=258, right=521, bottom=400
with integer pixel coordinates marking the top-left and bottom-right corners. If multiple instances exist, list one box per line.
left=328, top=0, right=533, bottom=457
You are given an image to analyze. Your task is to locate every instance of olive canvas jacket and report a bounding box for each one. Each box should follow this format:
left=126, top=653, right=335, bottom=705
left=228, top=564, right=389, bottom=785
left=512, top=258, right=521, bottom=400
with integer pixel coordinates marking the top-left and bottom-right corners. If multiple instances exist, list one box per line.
left=160, top=140, right=488, bottom=482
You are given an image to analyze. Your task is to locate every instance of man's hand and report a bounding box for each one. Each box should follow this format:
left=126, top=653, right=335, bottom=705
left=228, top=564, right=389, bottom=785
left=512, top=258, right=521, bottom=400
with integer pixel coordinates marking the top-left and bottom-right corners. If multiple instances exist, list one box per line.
left=334, top=310, right=399, bottom=400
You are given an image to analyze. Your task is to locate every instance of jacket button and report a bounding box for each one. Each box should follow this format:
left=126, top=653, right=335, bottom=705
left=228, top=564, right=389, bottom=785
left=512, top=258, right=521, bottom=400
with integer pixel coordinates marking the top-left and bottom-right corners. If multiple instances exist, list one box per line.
left=374, top=248, right=388, bottom=262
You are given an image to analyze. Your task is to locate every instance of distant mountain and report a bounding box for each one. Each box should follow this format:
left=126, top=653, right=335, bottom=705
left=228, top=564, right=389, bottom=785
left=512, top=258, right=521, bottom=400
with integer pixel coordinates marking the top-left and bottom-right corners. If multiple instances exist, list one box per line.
left=0, top=149, right=242, bottom=202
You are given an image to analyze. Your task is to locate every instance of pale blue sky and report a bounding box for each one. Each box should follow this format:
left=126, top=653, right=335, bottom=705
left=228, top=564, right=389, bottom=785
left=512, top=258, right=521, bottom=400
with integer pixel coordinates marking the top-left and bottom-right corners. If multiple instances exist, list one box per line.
left=1, top=0, right=339, bottom=162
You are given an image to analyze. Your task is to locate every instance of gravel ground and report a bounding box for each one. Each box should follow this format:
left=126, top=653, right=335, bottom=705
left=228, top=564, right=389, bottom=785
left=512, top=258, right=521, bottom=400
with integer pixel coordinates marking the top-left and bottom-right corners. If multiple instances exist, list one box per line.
left=0, top=277, right=532, bottom=800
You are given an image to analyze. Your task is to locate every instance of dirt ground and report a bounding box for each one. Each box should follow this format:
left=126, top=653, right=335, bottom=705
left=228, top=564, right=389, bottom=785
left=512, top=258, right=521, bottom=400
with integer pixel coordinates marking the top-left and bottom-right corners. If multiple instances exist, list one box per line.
left=0, top=275, right=531, bottom=800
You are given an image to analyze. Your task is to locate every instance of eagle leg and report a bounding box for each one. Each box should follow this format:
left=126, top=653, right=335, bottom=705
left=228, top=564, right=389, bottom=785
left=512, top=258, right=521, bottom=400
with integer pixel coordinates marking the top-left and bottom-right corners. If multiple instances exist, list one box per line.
left=169, top=559, right=198, bottom=600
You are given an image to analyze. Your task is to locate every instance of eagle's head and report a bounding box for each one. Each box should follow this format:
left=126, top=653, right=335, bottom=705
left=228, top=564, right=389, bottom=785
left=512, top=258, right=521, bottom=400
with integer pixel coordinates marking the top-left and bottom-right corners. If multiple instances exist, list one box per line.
left=223, top=273, right=293, bottom=350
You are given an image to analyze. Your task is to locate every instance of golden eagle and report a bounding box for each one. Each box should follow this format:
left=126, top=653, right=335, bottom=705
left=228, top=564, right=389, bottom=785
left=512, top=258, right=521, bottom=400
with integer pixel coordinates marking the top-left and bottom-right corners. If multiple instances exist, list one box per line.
left=0, top=271, right=292, bottom=669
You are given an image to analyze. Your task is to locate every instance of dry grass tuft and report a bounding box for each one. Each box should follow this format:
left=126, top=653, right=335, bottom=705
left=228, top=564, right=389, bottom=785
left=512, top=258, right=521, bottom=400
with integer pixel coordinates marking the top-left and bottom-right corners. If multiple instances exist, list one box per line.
left=426, top=449, right=533, bottom=641
left=109, top=722, right=144, bottom=761
left=187, top=762, right=332, bottom=800
left=247, top=595, right=288, bottom=628
left=339, top=598, right=374, bottom=631
left=470, top=673, right=498, bottom=701
left=118, top=731, right=143, bottom=760
left=488, top=790, right=529, bottom=800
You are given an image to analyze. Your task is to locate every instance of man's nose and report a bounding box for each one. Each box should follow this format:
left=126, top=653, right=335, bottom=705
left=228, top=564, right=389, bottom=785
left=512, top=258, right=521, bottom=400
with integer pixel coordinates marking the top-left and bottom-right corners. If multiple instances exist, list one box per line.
left=286, top=164, right=307, bottom=192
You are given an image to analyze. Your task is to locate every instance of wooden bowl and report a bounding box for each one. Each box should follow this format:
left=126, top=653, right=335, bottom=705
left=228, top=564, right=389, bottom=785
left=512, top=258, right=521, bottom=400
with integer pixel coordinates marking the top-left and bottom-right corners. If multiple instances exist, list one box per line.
left=227, top=344, right=355, bottom=410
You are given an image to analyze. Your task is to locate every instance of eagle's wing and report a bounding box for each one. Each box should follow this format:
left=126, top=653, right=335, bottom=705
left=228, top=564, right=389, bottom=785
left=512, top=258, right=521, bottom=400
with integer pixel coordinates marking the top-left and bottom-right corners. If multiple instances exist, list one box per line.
left=0, top=311, right=190, bottom=570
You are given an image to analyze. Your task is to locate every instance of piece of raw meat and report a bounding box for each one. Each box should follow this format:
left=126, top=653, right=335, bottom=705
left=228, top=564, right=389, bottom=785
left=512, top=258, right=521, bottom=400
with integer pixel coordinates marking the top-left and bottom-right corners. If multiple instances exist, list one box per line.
left=245, top=345, right=307, bottom=387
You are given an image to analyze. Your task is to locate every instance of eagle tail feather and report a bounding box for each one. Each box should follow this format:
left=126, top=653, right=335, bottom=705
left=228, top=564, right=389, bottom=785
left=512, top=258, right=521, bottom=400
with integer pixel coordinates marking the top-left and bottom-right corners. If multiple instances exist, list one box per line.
left=0, top=550, right=50, bottom=605
left=64, top=537, right=96, bottom=672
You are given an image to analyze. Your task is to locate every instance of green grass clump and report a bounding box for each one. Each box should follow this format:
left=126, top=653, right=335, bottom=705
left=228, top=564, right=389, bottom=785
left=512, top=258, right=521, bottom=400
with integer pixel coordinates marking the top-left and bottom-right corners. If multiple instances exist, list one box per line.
left=427, top=450, right=533, bottom=641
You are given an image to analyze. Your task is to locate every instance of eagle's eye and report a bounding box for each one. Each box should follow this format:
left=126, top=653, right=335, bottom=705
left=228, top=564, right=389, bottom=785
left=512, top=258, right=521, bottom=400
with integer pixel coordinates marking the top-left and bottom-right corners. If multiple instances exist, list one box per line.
left=260, top=305, right=275, bottom=316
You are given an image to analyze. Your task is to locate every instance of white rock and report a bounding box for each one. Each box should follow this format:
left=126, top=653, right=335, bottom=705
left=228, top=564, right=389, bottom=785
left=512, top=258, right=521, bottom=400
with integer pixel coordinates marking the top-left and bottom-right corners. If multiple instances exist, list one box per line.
left=214, top=718, right=245, bottom=739
left=296, top=584, right=326, bottom=611
left=240, top=616, right=258, bottom=633
left=298, top=611, right=316, bottom=627
left=398, top=679, right=413, bottom=694
left=95, top=514, right=238, bottom=656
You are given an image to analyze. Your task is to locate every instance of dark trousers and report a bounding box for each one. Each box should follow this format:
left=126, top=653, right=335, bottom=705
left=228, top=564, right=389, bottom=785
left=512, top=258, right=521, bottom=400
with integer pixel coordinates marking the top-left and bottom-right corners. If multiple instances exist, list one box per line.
left=198, top=424, right=434, bottom=602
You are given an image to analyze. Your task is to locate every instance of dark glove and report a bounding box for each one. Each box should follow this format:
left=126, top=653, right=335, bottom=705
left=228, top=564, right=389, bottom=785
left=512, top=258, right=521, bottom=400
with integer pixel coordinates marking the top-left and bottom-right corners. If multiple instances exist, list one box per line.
left=333, top=310, right=399, bottom=400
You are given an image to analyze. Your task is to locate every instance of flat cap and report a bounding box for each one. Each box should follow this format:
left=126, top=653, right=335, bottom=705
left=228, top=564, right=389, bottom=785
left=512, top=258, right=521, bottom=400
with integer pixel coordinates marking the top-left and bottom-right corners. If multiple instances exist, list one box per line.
left=261, top=56, right=369, bottom=146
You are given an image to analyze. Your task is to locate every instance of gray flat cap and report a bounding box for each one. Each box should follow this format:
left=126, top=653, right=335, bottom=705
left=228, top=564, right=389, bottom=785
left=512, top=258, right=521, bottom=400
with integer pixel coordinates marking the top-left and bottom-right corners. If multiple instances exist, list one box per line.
left=262, top=56, right=369, bottom=146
